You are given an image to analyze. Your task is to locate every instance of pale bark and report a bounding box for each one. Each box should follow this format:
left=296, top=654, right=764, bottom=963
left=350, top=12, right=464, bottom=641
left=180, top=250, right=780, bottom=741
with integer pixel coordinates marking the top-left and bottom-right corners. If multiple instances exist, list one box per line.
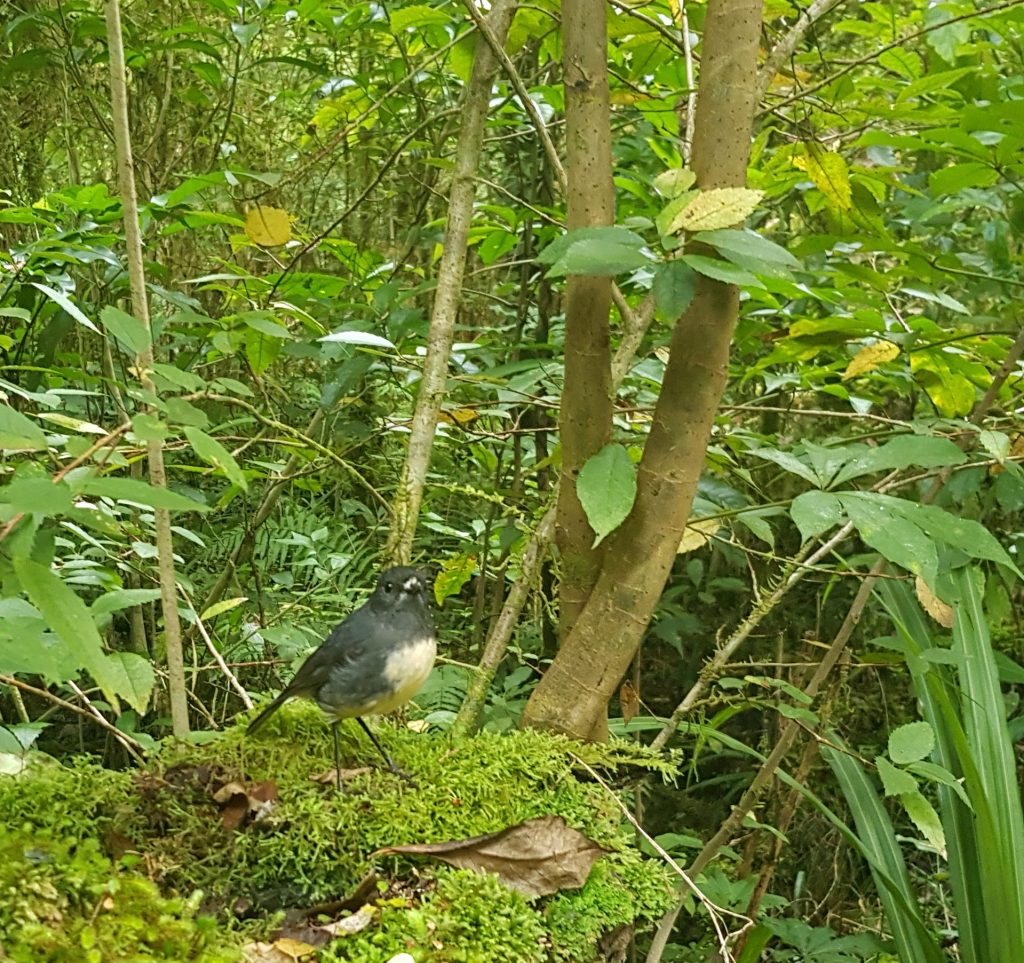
left=556, top=0, right=615, bottom=638
left=521, top=0, right=765, bottom=739
left=385, top=0, right=518, bottom=565
left=104, top=0, right=189, bottom=736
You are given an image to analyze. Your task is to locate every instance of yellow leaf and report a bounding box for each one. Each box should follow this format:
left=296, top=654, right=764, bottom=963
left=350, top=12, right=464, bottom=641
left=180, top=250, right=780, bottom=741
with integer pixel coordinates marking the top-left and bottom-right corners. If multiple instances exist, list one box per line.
left=915, top=576, right=954, bottom=629
left=678, top=518, right=720, bottom=554
left=842, top=341, right=900, bottom=380
left=677, top=188, right=764, bottom=232
left=794, top=144, right=852, bottom=210
left=244, top=206, right=293, bottom=246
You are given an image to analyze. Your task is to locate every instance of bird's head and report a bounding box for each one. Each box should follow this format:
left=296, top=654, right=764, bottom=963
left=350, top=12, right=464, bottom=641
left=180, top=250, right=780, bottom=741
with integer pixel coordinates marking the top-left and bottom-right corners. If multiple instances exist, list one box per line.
left=376, top=566, right=430, bottom=607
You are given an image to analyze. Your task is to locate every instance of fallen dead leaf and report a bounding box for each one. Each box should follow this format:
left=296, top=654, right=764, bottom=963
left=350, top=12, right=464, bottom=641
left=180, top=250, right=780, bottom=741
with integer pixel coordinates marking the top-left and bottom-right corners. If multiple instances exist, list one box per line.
left=319, top=905, right=377, bottom=937
left=373, top=815, right=606, bottom=897
left=242, top=938, right=316, bottom=963
left=310, top=766, right=373, bottom=785
left=213, top=779, right=278, bottom=830
left=915, top=576, right=954, bottom=628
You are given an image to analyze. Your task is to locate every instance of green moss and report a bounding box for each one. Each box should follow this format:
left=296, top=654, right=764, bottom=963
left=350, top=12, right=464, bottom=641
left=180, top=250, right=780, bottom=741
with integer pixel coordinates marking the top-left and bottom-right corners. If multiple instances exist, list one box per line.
left=0, top=830, right=239, bottom=962
left=0, top=711, right=677, bottom=961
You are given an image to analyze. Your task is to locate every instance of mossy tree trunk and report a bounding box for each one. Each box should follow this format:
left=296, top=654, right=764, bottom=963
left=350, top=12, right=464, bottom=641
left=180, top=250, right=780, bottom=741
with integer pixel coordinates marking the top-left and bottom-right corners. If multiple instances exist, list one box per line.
left=521, top=0, right=765, bottom=739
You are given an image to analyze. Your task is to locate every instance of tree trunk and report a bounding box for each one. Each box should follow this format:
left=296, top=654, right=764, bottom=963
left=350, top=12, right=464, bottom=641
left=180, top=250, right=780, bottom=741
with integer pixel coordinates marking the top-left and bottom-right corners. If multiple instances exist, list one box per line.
left=521, top=0, right=764, bottom=739
left=385, top=0, right=518, bottom=565
left=555, top=0, right=615, bottom=639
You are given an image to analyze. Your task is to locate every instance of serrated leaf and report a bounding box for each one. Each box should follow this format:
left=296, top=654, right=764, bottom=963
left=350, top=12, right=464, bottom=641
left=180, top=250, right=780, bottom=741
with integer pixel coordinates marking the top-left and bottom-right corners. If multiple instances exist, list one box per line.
left=889, top=721, right=935, bottom=764
left=78, top=476, right=209, bottom=512
left=577, top=444, right=637, bottom=547
left=104, top=651, right=155, bottom=714
left=0, top=403, right=49, bottom=450
left=915, top=576, right=954, bottom=628
left=434, top=554, right=476, bottom=606
left=656, top=190, right=700, bottom=236
left=839, top=493, right=937, bottom=582
left=29, top=282, right=100, bottom=333
left=842, top=341, right=900, bottom=380
left=653, top=168, right=697, bottom=198
left=979, top=429, right=1011, bottom=464
left=876, top=755, right=919, bottom=797
left=1, top=478, right=73, bottom=516
left=794, top=144, right=852, bottom=210
left=833, top=436, right=966, bottom=485
left=789, top=490, right=843, bottom=542
left=676, top=188, right=764, bottom=231
left=12, top=557, right=121, bottom=710
left=545, top=236, right=653, bottom=278
left=652, top=261, right=696, bottom=318
left=537, top=226, right=646, bottom=265
left=184, top=427, right=248, bottom=490
left=680, top=254, right=764, bottom=288
left=100, top=306, right=151, bottom=354
left=900, top=790, right=946, bottom=857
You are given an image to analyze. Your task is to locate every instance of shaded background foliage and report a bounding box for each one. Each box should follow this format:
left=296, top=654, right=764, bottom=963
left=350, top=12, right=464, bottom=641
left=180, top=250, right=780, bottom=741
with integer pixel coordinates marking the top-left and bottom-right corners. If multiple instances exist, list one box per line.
left=2, top=0, right=1024, bottom=959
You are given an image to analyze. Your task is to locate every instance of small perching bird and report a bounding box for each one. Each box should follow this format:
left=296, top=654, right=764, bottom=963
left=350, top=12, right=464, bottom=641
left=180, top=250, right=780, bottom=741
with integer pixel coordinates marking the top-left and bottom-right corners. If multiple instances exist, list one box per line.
left=247, top=566, right=436, bottom=791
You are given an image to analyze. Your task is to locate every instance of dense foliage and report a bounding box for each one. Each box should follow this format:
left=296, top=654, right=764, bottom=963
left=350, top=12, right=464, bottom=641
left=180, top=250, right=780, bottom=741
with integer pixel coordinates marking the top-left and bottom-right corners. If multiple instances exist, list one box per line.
left=2, top=0, right=1024, bottom=960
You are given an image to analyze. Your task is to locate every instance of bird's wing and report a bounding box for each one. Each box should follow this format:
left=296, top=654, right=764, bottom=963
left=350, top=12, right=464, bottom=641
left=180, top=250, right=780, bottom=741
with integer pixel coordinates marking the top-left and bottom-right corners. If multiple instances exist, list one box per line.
left=279, top=610, right=372, bottom=698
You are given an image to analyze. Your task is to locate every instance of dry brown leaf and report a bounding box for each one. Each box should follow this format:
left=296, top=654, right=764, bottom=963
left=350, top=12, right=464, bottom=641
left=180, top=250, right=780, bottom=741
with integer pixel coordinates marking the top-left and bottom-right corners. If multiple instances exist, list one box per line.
left=245, top=205, right=293, bottom=246
left=678, top=518, right=720, bottom=554
left=915, top=576, right=954, bottom=628
left=373, top=815, right=606, bottom=898
left=319, top=905, right=377, bottom=937
left=213, top=779, right=278, bottom=830
left=842, top=341, right=899, bottom=381
left=310, top=766, right=373, bottom=785
left=620, top=680, right=640, bottom=725
left=242, top=939, right=316, bottom=963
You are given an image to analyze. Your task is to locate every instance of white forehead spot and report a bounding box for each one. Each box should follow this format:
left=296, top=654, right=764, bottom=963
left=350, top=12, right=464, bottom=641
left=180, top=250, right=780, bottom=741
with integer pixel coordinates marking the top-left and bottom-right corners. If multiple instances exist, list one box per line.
left=403, top=575, right=421, bottom=592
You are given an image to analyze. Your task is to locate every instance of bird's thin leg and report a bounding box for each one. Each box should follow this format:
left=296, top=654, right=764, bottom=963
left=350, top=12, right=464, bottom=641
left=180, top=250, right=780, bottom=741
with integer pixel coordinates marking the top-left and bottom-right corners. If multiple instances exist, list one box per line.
left=357, top=717, right=412, bottom=781
left=332, top=721, right=344, bottom=793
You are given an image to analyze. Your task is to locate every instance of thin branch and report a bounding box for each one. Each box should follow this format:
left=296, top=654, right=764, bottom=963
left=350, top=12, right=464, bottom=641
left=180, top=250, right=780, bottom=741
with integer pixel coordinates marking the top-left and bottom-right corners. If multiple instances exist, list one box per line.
left=1, top=674, right=146, bottom=762
left=756, top=0, right=847, bottom=100
left=180, top=589, right=254, bottom=711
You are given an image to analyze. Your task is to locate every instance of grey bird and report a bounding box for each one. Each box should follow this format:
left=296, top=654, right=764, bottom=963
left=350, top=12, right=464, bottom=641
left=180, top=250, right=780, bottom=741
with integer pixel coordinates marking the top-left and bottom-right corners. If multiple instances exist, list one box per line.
left=247, top=566, right=436, bottom=791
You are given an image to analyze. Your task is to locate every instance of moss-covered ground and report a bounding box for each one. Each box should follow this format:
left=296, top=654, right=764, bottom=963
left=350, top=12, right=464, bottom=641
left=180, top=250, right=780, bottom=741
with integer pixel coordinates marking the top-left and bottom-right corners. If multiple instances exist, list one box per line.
left=0, top=708, right=677, bottom=962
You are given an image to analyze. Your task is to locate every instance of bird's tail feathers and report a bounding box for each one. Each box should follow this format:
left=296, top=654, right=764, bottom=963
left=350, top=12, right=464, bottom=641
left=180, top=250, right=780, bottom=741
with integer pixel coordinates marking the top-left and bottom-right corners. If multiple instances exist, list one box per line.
left=246, top=691, right=290, bottom=735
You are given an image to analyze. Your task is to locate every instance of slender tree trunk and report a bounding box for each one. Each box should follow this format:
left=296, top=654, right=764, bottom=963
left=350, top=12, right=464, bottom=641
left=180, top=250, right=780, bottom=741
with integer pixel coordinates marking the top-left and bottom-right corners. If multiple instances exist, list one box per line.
left=385, top=0, right=518, bottom=565
left=555, top=0, right=615, bottom=639
left=521, top=0, right=765, bottom=739
left=104, top=0, right=190, bottom=736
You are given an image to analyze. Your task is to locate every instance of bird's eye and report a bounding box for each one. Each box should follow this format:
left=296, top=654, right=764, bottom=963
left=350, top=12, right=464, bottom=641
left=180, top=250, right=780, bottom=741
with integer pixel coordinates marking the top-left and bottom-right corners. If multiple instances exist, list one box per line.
left=384, top=582, right=393, bottom=593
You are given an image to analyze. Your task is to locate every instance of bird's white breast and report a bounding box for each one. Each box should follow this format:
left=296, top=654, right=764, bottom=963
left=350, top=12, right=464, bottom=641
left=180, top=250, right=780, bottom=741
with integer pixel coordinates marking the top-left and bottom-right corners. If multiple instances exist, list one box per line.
left=374, top=635, right=437, bottom=715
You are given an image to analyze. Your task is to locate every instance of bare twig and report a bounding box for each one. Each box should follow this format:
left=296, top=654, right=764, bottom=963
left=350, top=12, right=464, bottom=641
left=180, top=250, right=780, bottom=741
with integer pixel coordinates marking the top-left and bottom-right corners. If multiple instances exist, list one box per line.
left=181, top=589, right=254, bottom=711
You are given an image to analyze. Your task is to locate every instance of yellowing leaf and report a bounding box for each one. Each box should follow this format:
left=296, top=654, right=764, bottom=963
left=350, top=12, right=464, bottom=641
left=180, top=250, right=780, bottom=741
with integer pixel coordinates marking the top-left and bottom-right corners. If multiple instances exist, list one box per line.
left=244, top=206, right=293, bottom=246
left=915, top=576, right=954, bottom=628
left=653, top=168, right=697, bottom=199
left=678, top=518, right=721, bottom=553
left=794, top=144, right=852, bottom=210
left=439, top=407, right=478, bottom=427
left=676, top=188, right=764, bottom=232
left=842, top=341, right=900, bottom=380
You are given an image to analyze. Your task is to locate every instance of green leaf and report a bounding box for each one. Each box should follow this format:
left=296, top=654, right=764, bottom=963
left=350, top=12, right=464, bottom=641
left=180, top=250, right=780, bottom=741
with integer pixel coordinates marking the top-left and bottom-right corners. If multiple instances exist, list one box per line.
left=78, top=476, right=209, bottom=512
left=545, top=236, right=653, bottom=278
left=876, top=756, right=919, bottom=797
left=29, top=282, right=100, bottom=333
left=653, top=168, right=696, bottom=198
left=0, top=601, right=73, bottom=682
left=230, top=21, right=260, bottom=47
left=900, top=791, right=946, bottom=856
left=655, top=190, right=699, bottom=236
left=11, top=556, right=121, bottom=709
left=0, top=478, right=74, bottom=516
left=652, top=261, right=696, bottom=318
left=104, top=652, right=155, bottom=714
left=0, top=403, right=48, bottom=450
left=833, top=435, right=967, bottom=485
left=839, top=493, right=937, bottom=582
left=889, top=721, right=935, bottom=764
left=100, top=306, right=151, bottom=354
left=692, top=229, right=801, bottom=270
left=751, top=448, right=822, bottom=485
left=200, top=596, right=248, bottom=620
left=434, top=554, right=476, bottom=606
left=577, top=443, right=638, bottom=547
left=184, top=427, right=248, bottom=490
left=390, top=3, right=452, bottom=29
left=131, top=413, right=169, bottom=443
left=790, top=490, right=843, bottom=542
left=680, top=254, right=764, bottom=288
left=92, top=588, right=163, bottom=618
